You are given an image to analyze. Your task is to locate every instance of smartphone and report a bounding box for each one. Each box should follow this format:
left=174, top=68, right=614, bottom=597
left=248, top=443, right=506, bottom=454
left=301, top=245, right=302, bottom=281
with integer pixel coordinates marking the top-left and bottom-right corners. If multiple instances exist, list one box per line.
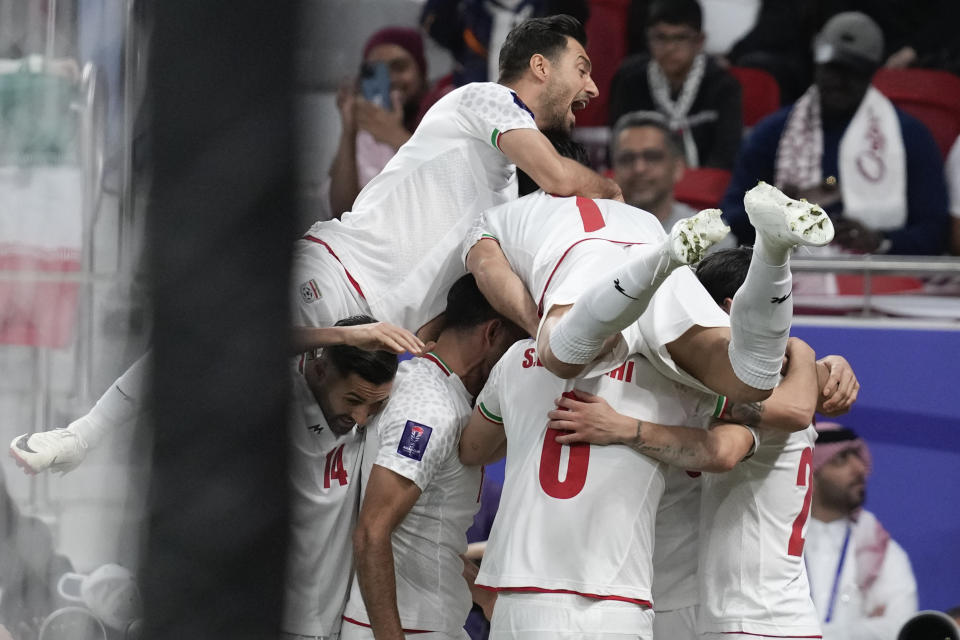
left=360, top=61, right=391, bottom=109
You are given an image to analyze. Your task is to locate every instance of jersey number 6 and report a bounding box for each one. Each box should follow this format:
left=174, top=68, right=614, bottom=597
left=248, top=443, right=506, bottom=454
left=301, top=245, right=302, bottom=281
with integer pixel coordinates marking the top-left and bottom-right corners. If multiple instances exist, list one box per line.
left=538, top=391, right=590, bottom=499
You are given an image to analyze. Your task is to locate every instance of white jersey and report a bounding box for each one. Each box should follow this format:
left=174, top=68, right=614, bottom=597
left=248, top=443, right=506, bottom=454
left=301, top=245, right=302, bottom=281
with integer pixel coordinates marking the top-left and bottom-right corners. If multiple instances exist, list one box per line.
left=283, top=362, right=365, bottom=637
left=464, top=191, right=667, bottom=314
left=652, top=467, right=704, bottom=613
left=698, top=425, right=821, bottom=637
left=475, top=339, right=717, bottom=607
left=303, top=82, right=537, bottom=332
left=342, top=354, right=482, bottom=635
left=465, top=192, right=729, bottom=378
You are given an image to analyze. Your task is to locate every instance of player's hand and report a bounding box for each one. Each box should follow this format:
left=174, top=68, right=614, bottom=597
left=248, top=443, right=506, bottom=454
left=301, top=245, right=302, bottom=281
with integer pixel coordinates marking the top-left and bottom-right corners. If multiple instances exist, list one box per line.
left=548, top=390, right=635, bottom=445
left=342, top=322, right=427, bottom=355
left=816, top=354, right=859, bottom=416
left=356, top=91, right=411, bottom=150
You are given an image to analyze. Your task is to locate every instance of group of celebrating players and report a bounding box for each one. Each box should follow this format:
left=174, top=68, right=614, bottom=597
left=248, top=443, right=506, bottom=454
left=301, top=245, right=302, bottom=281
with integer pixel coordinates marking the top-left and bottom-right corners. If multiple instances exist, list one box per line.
left=10, top=14, right=860, bottom=640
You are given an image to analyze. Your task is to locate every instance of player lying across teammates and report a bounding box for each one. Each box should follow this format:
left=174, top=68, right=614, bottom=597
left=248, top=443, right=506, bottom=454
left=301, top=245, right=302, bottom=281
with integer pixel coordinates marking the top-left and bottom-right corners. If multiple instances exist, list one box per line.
left=7, top=13, right=862, bottom=640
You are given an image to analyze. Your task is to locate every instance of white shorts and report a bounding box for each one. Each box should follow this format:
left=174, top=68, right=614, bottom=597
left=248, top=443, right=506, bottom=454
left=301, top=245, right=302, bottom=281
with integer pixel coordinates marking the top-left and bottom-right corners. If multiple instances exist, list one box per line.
left=651, top=605, right=698, bottom=640
left=489, top=591, right=654, bottom=640
left=339, top=619, right=467, bottom=640
left=291, top=238, right=370, bottom=327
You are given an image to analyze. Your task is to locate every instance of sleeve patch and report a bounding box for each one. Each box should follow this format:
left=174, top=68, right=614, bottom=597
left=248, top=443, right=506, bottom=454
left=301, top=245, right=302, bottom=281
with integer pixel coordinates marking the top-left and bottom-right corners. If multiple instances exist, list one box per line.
left=397, top=420, right=433, bottom=461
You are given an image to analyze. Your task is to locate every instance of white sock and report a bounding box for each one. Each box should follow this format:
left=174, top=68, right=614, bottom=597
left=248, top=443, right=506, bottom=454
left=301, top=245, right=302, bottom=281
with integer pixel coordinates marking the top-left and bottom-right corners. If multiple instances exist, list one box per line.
left=727, top=253, right=792, bottom=390
left=753, top=226, right=793, bottom=267
left=549, top=242, right=679, bottom=365
left=66, top=353, right=149, bottom=447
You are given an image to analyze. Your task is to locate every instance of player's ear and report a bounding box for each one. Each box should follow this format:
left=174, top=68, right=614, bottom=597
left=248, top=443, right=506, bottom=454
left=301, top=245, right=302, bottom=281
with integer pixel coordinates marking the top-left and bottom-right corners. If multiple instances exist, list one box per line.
left=722, top=297, right=734, bottom=314
left=483, top=318, right=503, bottom=346
left=529, top=53, right=548, bottom=82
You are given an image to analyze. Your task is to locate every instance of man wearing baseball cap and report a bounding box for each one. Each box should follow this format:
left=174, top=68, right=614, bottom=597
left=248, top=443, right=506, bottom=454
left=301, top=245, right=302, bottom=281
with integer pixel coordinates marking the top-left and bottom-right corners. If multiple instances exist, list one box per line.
left=720, top=11, right=949, bottom=256
left=805, top=422, right=918, bottom=640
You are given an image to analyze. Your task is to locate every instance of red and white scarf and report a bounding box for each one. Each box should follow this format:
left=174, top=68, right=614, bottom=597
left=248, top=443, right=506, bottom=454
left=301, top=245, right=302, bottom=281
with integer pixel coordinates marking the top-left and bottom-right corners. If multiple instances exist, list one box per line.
left=776, top=85, right=907, bottom=231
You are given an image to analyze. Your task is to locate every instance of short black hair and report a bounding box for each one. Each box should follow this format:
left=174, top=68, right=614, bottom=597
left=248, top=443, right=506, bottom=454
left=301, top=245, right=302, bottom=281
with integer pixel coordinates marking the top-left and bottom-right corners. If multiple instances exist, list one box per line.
left=498, top=14, right=587, bottom=84
left=694, top=246, right=752, bottom=306
left=648, top=0, right=702, bottom=31
left=611, top=110, right=684, bottom=158
left=443, top=274, right=510, bottom=331
left=323, top=315, right=398, bottom=385
left=518, top=128, right=590, bottom=196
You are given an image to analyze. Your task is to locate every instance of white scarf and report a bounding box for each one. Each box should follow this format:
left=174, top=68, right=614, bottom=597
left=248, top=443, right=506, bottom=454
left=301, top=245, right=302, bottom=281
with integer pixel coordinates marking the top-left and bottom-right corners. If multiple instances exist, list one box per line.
left=776, top=85, right=907, bottom=230
left=648, top=53, right=707, bottom=167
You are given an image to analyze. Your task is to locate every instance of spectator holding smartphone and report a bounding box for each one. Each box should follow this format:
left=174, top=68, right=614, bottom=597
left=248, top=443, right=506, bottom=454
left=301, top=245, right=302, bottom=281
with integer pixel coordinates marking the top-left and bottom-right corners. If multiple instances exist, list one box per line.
left=327, top=27, right=434, bottom=221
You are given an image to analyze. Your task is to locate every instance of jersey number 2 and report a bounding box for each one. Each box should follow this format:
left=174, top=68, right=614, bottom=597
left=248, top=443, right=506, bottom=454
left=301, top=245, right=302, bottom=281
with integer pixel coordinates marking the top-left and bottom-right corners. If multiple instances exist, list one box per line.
left=788, top=446, right=814, bottom=556
left=538, top=391, right=590, bottom=499
left=324, top=444, right=348, bottom=488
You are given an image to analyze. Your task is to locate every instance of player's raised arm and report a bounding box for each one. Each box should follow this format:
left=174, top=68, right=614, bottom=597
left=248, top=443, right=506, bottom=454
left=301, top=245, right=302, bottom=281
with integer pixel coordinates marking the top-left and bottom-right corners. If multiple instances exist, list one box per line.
left=548, top=390, right=756, bottom=473
left=717, top=337, right=819, bottom=432
left=498, top=128, right=622, bottom=201
left=465, top=237, right=539, bottom=338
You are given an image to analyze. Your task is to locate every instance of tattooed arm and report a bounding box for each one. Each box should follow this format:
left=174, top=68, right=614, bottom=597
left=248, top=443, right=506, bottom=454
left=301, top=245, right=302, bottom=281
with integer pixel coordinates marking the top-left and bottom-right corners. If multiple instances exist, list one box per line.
left=548, top=391, right=755, bottom=473
left=719, top=337, right=819, bottom=432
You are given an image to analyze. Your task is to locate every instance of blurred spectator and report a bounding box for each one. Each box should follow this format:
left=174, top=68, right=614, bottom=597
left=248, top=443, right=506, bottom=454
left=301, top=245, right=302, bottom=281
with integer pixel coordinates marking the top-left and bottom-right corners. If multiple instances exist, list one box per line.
left=420, top=0, right=589, bottom=87
left=806, top=422, right=917, bottom=640
left=610, top=110, right=694, bottom=229
left=822, top=0, right=960, bottom=75
left=720, top=12, right=949, bottom=255
left=325, top=27, right=431, bottom=220
left=609, top=0, right=742, bottom=169
left=946, top=135, right=960, bottom=255
left=0, top=468, right=74, bottom=639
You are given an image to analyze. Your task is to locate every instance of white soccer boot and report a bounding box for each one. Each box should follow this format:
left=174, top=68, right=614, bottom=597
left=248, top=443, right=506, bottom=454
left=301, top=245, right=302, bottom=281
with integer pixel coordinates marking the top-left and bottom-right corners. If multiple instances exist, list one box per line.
left=668, top=208, right=731, bottom=265
left=744, top=181, right=835, bottom=247
left=9, top=429, right=88, bottom=475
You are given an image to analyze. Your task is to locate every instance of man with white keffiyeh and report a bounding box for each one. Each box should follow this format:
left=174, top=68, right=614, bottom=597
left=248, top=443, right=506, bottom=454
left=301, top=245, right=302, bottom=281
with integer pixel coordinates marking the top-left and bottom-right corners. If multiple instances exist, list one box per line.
left=720, top=12, right=949, bottom=255
left=806, top=422, right=918, bottom=640
left=608, top=0, right=743, bottom=170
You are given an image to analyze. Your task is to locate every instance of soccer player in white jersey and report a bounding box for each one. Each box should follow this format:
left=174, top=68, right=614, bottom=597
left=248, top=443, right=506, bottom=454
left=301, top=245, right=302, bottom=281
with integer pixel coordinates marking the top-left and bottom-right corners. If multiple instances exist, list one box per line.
left=283, top=316, right=398, bottom=640
left=551, top=248, right=859, bottom=640
left=10, top=14, right=618, bottom=474
left=342, top=275, right=525, bottom=640
left=294, top=14, right=621, bottom=338
left=458, top=336, right=720, bottom=639
left=463, top=132, right=835, bottom=406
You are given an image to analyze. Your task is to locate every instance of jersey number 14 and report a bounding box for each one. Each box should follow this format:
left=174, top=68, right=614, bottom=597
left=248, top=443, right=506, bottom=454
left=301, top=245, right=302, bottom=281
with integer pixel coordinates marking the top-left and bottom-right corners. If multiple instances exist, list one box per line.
left=324, top=444, right=349, bottom=488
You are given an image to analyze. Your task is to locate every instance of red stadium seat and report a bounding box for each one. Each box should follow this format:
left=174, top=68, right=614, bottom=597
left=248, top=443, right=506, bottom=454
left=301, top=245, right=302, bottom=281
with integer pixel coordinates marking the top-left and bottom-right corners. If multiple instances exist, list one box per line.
left=673, top=167, right=732, bottom=210
left=872, top=68, right=960, bottom=158
left=728, top=66, right=781, bottom=127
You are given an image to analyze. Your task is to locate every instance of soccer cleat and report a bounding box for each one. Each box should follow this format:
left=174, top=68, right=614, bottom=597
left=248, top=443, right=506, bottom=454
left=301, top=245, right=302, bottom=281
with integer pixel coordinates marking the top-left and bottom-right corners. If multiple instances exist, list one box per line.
left=9, top=429, right=88, bottom=475
left=669, top=208, right=731, bottom=264
left=744, top=181, right=835, bottom=247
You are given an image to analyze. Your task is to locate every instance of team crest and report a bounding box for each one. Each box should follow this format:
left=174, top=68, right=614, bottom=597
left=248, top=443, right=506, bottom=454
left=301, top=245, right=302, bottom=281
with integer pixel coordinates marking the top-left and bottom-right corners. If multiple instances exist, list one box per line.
left=398, top=420, right=433, bottom=461
left=299, top=279, right=322, bottom=303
